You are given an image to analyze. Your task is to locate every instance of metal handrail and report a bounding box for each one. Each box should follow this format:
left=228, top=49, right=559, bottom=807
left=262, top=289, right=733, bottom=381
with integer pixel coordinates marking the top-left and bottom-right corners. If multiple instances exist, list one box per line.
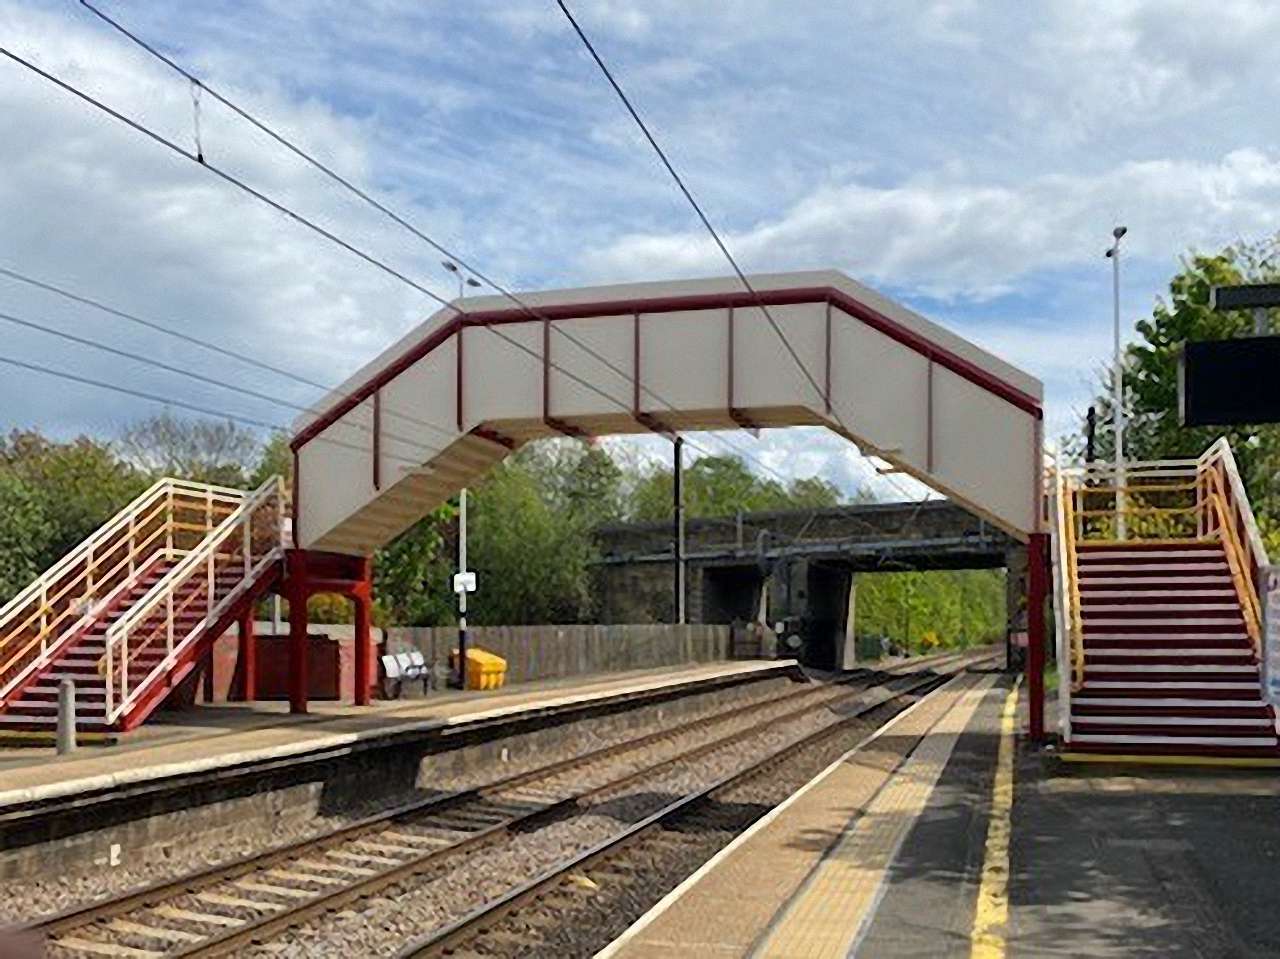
left=100, top=477, right=284, bottom=724
left=1203, top=467, right=1264, bottom=654
left=0, top=478, right=249, bottom=699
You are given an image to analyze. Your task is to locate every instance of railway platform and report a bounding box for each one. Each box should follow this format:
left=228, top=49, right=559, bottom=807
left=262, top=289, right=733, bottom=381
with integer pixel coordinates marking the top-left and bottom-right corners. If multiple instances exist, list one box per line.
left=605, top=669, right=1280, bottom=958
left=0, top=659, right=792, bottom=811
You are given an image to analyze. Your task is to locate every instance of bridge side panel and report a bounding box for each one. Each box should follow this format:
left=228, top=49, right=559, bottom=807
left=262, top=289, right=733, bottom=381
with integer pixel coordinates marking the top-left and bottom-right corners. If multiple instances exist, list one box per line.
left=733, top=304, right=826, bottom=414
left=828, top=315, right=931, bottom=465
left=931, top=365, right=1039, bottom=538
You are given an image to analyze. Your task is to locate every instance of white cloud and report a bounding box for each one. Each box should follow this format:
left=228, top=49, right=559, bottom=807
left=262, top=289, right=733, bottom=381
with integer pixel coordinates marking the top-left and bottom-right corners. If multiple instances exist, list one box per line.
left=580, top=150, right=1280, bottom=300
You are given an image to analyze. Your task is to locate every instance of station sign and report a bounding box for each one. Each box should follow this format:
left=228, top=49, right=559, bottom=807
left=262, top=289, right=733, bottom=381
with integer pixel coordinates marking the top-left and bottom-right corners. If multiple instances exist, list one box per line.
left=453, top=571, right=477, bottom=595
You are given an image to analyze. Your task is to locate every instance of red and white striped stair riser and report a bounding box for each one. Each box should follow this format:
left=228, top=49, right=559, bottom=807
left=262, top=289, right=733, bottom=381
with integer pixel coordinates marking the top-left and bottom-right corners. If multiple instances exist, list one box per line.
left=1067, top=541, right=1280, bottom=758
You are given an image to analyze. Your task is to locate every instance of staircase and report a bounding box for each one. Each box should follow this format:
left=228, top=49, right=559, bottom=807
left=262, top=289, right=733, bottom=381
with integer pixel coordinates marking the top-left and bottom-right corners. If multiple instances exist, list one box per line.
left=0, top=477, right=285, bottom=738
left=1052, top=440, right=1277, bottom=761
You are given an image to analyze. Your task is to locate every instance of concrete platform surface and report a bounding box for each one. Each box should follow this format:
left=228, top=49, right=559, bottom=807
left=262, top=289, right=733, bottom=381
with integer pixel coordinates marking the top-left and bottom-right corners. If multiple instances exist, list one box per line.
left=605, top=666, right=1010, bottom=958
left=1009, top=741, right=1280, bottom=958
left=0, top=660, right=794, bottom=809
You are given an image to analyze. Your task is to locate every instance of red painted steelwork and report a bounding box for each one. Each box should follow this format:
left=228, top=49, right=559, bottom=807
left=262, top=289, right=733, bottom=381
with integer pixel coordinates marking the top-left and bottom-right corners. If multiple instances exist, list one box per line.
left=1027, top=531, right=1048, bottom=742
left=239, top=608, right=256, bottom=702
left=284, top=548, right=380, bottom=714
left=290, top=286, right=1042, bottom=454
left=372, top=389, right=382, bottom=491
left=287, top=548, right=309, bottom=715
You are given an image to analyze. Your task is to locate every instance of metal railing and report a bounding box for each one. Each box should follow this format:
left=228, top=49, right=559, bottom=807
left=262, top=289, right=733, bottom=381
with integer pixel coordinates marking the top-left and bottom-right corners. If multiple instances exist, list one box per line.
left=1049, top=438, right=1270, bottom=699
left=99, top=477, right=285, bottom=726
left=0, top=478, right=249, bottom=700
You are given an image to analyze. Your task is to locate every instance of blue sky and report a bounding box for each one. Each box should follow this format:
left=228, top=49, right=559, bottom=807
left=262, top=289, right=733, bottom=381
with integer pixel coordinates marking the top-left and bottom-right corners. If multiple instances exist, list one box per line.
left=2, top=1, right=1280, bottom=498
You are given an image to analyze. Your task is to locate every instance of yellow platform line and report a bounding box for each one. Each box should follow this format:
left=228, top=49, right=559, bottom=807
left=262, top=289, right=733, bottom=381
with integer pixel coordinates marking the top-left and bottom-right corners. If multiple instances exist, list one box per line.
left=1058, top=751, right=1280, bottom=769
left=754, top=675, right=996, bottom=958
left=970, top=677, right=1020, bottom=959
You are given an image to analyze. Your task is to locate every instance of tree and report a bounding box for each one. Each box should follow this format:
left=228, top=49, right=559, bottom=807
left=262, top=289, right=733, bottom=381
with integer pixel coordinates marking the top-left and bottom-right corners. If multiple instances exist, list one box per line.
left=373, top=507, right=455, bottom=626
left=1074, top=234, right=1280, bottom=547
left=0, top=429, right=147, bottom=565
left=119, top=413, right=261, bottom=487
left=628, top=453, right=846, bottom=521
left=251, top=432, right=293, bottom=489
left=0, top=472, right=56, bottom=602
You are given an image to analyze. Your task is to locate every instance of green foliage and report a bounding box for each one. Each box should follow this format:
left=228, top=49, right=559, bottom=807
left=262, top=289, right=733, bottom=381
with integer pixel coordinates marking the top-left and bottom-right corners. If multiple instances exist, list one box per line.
left=0, top=471, right=56, bottom=600
left=373, top=507, right=455, bottom=627
left=1075, top=233, right=1280, bottom=551
left=629, top=454, right=844, bottom=520
left=854, top=569, right=1005, bottom=653
left=1, top=429, right=147, bottom=565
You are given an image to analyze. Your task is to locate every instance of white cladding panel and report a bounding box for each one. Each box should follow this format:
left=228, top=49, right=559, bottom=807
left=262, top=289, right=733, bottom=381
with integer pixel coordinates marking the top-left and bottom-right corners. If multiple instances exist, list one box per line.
left=733, top=304, right=826, bottom=411
left=931, top=364, right=1037, bottom=534
left=297, top=400, right=375, bottom=548
left=462, top=324, right=542, bottom=430
left=380, top=337, right=458, bottom=477
left=549, top=316, right=634, bottom=418
left=829, top=314, right=930, bottom=463
left=638, top=310, right=728, bottom=413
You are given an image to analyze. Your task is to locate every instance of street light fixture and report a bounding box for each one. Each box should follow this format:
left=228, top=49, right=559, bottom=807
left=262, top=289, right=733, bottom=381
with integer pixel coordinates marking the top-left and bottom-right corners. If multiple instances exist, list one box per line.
left=1105, top=226, right=1127, bottom=539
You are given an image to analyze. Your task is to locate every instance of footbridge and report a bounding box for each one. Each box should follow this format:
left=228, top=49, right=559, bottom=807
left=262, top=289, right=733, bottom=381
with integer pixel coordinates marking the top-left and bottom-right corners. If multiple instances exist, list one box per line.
left=2, top=269, right=1063, bottom=738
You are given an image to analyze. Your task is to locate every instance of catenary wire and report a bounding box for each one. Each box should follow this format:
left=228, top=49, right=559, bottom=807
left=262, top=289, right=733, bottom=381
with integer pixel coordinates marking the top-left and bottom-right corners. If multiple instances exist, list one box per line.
left=71, top=2, right=812, bottom=486
left=553, top=0, right=926, bottom=506
left=5, top=30, right=908, bottom=509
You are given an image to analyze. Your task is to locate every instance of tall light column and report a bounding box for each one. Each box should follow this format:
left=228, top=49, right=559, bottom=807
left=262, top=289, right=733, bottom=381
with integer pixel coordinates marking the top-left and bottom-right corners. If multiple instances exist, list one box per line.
left=1105, top=226, right=1128, bottom=539
left=443, top=262, right=481, bottom=687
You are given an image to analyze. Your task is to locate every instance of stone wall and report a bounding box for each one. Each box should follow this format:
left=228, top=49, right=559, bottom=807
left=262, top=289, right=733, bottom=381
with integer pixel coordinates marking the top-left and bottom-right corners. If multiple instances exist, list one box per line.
left=384, top=623, right=732, bottom=685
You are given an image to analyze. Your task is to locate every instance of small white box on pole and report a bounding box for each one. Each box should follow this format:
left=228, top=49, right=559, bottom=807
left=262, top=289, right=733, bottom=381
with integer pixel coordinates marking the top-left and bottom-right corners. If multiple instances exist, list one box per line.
left=453, top=571, right=477, bottom=595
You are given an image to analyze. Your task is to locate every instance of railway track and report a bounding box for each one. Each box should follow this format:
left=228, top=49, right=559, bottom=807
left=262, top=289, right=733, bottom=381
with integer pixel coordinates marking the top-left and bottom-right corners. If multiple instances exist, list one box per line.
left=398, top=653, right=996, bottom=959
left=30, top=651, right=978, bottom=958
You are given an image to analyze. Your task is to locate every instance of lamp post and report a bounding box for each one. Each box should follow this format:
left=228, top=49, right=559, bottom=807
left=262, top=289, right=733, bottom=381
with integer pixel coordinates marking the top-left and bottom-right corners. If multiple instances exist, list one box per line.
left=1105, top=226, right=1127, bottom=539
left=443, top=261, right=481, bottom=688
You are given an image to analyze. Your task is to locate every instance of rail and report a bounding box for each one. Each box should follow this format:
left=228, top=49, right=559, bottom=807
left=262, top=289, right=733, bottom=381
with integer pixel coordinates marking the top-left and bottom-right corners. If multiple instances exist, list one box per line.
left=1048, top=438, right=1270, bottom=701
left=0, top=478, right=249, bottom=700
left=99, top=477, right=285, bottom=725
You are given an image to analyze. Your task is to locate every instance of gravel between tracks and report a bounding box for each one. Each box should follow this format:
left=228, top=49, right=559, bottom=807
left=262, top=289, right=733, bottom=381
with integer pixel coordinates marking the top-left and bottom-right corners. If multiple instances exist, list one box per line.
left=0, top=675, right=811, bottom=927
left=241, top=676, right=931, bottom=958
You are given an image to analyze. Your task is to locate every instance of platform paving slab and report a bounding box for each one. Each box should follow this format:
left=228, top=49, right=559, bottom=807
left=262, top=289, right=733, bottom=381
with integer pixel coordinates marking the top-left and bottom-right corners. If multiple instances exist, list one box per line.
left=0, top=660, right=792, bottom=808
left=1008, top=748, right=1280, bottom=958
left=605, top=666, right=1001, bottom=959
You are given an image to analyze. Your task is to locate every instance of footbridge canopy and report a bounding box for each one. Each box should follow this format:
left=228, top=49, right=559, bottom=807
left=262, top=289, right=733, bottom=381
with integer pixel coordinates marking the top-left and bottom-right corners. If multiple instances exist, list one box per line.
left=290, top=270, right=1044, bottom=554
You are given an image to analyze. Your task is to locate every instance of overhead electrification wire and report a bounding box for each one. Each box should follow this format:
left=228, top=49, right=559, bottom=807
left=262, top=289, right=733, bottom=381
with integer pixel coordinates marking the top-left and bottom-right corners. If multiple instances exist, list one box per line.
left=0, top=306, right=442, bottom=455
left=73, top=1, right=797, bottom=484
left=0, top=353, right=433, bottom=469
left=6, top=22, right=889, bottom=510
left=553, top=0, right=927, bottom=506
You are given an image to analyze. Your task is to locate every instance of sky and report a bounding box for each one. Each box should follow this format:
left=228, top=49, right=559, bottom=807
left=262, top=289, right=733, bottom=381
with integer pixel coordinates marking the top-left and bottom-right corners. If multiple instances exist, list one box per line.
left=2, top=0, right=1279, bottom=500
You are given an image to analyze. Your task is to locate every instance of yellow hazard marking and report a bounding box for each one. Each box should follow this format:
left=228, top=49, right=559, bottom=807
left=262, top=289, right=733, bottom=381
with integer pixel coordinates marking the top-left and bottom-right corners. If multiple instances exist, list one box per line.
left=970, top=677, right=1021, bottom=959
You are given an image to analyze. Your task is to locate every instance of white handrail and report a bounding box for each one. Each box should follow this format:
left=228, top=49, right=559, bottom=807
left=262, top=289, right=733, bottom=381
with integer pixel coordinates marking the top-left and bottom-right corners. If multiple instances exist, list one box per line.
left=1202, top=437, right=1270, bottom=569
left=0, top=477, right=252, bottom=701
left=1047, top=450, right=1073, bottom=741
left=101, top=477, right=284, bottom=725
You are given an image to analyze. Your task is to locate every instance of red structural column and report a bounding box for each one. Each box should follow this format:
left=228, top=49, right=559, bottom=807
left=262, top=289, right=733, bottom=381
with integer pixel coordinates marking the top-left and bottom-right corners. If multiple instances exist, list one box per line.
left=353, top=556, right=373, bottom=707
left=1027, top=531, right=1049, bottom=743
left=239, top=607, right=257, bottom=703
left=286, top=549, right=310, bottom=715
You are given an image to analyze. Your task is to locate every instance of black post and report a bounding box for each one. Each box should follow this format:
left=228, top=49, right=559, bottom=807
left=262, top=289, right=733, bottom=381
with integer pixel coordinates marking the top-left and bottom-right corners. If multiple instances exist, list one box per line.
left=673, top=435, right=685, bottom=624
left=1085, top=405, right=1097, bottom=463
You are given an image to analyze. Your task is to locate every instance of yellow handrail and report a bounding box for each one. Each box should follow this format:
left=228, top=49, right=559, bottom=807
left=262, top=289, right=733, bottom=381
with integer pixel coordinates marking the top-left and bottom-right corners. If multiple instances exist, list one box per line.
left=1204, top=469, right=1263, bottom=654
left=1061, top=477, right=1085, bottom=690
